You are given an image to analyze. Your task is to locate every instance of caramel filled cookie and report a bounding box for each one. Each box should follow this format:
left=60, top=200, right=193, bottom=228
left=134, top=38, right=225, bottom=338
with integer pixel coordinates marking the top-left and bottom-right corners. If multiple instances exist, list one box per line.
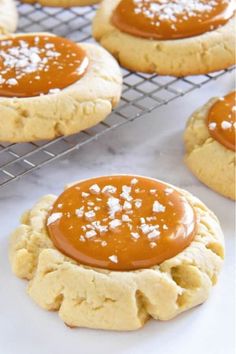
left=184, top=91, right=236, bottom=200
left=10, top=175, right=224, bottom=330
left=93, top=0, right=235, bottom=76
left=0, top=33, right=122, bottom=142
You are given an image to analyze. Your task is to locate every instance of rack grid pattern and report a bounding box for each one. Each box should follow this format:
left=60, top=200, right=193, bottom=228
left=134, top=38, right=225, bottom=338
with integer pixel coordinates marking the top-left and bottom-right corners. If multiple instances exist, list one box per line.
left=0, top=3, right=234, bottom=187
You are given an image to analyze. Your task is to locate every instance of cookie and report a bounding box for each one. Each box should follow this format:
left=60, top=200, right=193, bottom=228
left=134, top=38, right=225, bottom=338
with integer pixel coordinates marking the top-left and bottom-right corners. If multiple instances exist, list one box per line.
left=0, top=33, right=122, bottom=142
left=0, top=0, right=18, bottom=34
left=22, top=0, right=100, bottom=7
left=92, top=0, right=235, bottom=76
left=9, top=175, right=224, bottom=331
left=184, top=92, right=236, bottom=200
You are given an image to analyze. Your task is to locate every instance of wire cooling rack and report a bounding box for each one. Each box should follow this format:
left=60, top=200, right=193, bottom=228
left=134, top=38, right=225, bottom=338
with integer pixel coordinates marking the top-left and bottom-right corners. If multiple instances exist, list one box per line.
left=0, top=3, right=234, bottom=187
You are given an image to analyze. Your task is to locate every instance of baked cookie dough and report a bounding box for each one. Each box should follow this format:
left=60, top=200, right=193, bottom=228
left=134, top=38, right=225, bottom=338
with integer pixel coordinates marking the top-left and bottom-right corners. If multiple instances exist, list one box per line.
left=0, top=0, right=18, bottom=34
left=184, top=92, right=236, bottom=200
left=92, top=0, right=235, bottom=76
left=0, top=33, right=122, bottom=142
left=9, top=175, right=224, bottom=331
left=22, top=0, right=100, bottom=7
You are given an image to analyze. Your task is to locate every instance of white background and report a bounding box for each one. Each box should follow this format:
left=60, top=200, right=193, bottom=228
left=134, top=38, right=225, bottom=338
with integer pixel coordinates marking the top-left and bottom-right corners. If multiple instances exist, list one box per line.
left=0, top=72, right=235, bottom=354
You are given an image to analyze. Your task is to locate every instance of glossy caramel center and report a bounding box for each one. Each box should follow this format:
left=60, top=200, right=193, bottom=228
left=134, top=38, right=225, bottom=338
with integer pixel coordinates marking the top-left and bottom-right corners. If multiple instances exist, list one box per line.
left=47, top=175, right=196, bottom=271
left=0, top=34, right=89, bottom=98
left=111, top=0, right=235, bottom=40
left=207, top=91, right=236, bottom=151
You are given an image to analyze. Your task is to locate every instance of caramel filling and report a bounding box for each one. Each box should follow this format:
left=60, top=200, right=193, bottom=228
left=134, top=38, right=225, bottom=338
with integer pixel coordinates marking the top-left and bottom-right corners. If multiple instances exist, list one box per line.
left=0, top=34, right=89, bottom=98
left=207, top=91, right=236, bottom=151
left=47, top=175, right=196, bottom=271
left=111, top=0, right=235, bottom=40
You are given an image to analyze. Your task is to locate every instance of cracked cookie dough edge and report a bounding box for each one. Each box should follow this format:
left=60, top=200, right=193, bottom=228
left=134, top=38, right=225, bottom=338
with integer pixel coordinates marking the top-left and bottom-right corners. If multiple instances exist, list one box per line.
left=9, top=186, right=224, bottom=330
left=184, top=98, right=236, bottom=200
left=92, top=0, right=235, bottom=76
left=0, top=37, right=122, bottom=142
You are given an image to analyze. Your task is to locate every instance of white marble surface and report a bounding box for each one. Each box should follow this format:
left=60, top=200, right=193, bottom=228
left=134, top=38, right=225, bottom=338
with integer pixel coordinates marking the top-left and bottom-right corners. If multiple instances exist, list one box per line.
left=0, top=72, right=235, bottom=354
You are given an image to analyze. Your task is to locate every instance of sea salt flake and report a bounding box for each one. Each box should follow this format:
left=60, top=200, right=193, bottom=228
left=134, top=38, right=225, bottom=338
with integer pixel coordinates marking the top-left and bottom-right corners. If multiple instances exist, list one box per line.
left=120, top=185, right=133, bottom=201
left=123, top=201, right=132, bottom=210
left=150, top=189, right=157, bottom=195
left=85, top=210, right=96, bottom=220
left=153, top=201, right=166, bottom=213
left=148, top=229, right=160, bottom=239
left=221, top=121, right=232, bottom=130
left=107, top=197, right=121, bottom=218
left=47, top=212, right=62, bottom=225
left=140, top=223, right=150, bottom=234
left=109, top=219, right=122, bottom=229
left=165, top=188, right=174, bottom=195
left=131, top=178, right=138, bottom=185
left=85, top=230, right=97, bottom=239
left=134, top=199, right=142, bottom=209
left=6, top=78, right=18, bottom=86
left=131, top=232, right=140, bottom=239
left=150, top=242, right=157, bottom=248
left=108, top=255, right=118, bottom=264
left=81, top=192, right=89, bottom=198
left=89, top=184, right=101, bottom=194
left=75, top=206, right=84, bottom=218
left=208, top=122, right=217, bottom=130
left=102, top=185, right=117, bottom=194
left=122, top=214, right=131, bottom=222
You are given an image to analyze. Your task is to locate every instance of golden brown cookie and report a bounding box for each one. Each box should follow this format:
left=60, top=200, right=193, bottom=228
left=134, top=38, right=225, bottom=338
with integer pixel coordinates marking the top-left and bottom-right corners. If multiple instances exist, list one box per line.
left=184, top=92, right=236, bottom=200
left=93, top=0, right=235, bottom=76
left=9, top=175, right=224, bottom=331
left=0, top=33, right=122, bottom=142
left=0, top=0, right=18, bottom=34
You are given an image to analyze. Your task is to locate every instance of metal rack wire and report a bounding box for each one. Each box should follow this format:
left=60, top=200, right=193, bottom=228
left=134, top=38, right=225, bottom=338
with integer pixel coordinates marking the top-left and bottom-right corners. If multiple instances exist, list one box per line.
left=0, top=3, right=234, bottom=187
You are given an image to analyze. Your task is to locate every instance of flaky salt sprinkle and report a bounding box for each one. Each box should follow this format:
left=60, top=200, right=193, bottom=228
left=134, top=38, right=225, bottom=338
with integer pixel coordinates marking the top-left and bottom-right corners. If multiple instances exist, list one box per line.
left=123, top=201, right=132, bottom=210
left=47, top=212, right=63, bottom=225
left=109, top=219, right=122, bottom=230
left=150, top=242, right=157, bottom=248
left=102, top=185, right=117, bottom=194
left=153, top=200, right=166, bottom=213
left=107, top=196, right=121, bottom=218
left=208, top=122, right=217, bottom=130
left=85, top=210, right=96, bottom=220
left=85, top=230, right=97, bottom=239
left=131, top=178, right=138, bottom=185
left=122, top=214, right=131, bottom=222
left=148, top=229, right=160, bottom=240
left=221, top=121, right=232, bottom=129
left=131, top=232, right=140, bottom=239
left=89, top=184, right=101, bottom=195
left=133, top=0, right=219, bottom=25
left=134, top=199, right=142, bottom=209
left=82, top=192, right=90, bottom=198
left=109, top=255, right=118, bottom=264
left=75, top=206, right=84, bottom=218
left=165, top=188, right=174, bottom=195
